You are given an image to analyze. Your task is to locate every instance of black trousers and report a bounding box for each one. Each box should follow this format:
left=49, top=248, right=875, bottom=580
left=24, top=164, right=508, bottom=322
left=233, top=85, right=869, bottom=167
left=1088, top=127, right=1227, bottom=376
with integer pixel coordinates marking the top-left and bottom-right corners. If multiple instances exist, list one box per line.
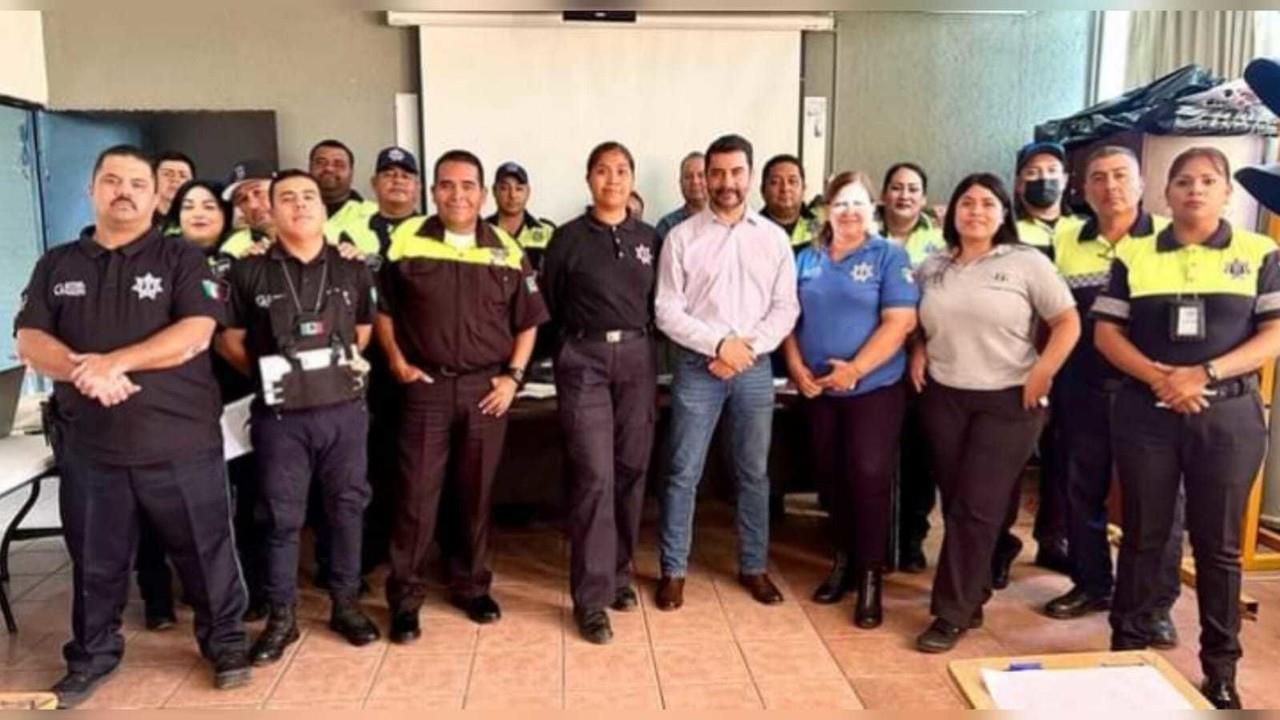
left=1059, top=379, right=1184, bottom=604
left=920, top=381, right=1045, bottom=626
left=807, top=384, right=906, bottom=573
left=996, top=388, right=1069, bottom=557
left=57, top=445, right=247, bottom=675
left=251, top=400, right=370, bottom=606
left=556, top=336, right=657, bottom=611
left=387, top=372, right=508, bottom=611
left=896, top=386, right=935, bottom=557
left=135, top=515, right=174, bottom=617
left=1110, top=386, right=1265, bottom=681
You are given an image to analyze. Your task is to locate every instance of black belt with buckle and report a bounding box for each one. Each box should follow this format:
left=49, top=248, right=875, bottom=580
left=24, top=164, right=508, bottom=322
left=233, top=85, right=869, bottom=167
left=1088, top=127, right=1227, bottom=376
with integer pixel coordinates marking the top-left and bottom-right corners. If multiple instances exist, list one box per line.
left=566, top=328, right=649, bottom=344
left=421, top=363, right=500, bottom=379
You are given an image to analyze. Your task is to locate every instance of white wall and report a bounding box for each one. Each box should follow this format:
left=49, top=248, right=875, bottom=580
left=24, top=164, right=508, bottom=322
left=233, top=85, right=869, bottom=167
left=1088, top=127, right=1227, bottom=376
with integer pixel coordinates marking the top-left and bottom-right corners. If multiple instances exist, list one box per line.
left=0, top=11, right=48, bottom=105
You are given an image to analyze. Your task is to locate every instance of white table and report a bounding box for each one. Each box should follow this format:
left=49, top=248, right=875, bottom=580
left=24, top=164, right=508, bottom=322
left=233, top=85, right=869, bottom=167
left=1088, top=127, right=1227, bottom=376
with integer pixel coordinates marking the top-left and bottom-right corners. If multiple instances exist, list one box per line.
left=0, top=432, right=58, bottom=633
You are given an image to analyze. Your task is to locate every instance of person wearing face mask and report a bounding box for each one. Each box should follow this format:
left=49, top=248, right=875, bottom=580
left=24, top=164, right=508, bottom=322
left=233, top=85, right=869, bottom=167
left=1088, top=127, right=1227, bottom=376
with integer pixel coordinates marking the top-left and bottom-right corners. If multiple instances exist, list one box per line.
left=761, top=154, right=821, bottom=253
left=377, top=150, right=548, bottom=641
left=541, top=141, right=659, bottom=644
left=309, top=139, right=378, bottom=242
left=909, top=173, right=1080, bottom=653
left=1042, top=146, right=1185, bottom=650
left=485, top=162, right=556, bottom=272
left=655, top=152, right=708, bottom=242
left=218, top=169, right=382, bottom=664
left=1013, top=142, right=1085, bottom=256
left=1094, top=147, right=1280, bottom=709
left=783, top=171, right=918, bottom=629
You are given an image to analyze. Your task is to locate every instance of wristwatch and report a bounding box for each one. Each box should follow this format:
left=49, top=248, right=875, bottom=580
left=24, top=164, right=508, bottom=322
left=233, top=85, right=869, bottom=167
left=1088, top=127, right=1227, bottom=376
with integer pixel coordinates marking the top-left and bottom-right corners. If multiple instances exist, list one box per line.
left=506, top=365, right=527, bottom=387
left=1202, top=360, right=1220, bottom=383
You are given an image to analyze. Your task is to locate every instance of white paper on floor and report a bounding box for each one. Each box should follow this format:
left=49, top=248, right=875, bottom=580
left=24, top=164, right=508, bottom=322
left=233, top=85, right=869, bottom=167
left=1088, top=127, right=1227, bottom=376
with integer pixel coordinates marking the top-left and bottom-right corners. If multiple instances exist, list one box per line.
left=981, top=665, right=1194, bottom=710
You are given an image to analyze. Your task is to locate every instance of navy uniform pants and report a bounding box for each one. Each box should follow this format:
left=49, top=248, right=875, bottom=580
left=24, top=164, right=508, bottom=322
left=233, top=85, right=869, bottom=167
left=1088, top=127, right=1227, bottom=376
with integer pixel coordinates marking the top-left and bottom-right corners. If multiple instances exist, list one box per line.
left=1110, top=385, right=1265, bottom=681
left=57, top=445, right=247, bottom=675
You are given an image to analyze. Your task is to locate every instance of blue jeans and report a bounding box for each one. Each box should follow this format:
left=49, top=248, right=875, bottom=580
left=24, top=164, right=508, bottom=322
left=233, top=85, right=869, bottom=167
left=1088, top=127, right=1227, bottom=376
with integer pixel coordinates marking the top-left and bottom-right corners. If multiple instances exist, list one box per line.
left=659, top=347, right=775, bottom=577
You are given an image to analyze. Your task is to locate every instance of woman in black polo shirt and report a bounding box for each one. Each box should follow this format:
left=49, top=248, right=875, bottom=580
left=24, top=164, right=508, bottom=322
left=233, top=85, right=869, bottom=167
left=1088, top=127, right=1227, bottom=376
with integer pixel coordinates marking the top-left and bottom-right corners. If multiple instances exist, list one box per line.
left=1094, top=147, right=1280, bottom=709
left=542, top=141, right=659, bottom=644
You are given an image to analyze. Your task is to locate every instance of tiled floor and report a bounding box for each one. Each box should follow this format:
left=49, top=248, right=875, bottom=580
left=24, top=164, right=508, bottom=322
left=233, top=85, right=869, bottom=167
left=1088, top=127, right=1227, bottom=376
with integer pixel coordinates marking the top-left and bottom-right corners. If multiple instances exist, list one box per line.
left=4, top=492, right=1280, bottom=709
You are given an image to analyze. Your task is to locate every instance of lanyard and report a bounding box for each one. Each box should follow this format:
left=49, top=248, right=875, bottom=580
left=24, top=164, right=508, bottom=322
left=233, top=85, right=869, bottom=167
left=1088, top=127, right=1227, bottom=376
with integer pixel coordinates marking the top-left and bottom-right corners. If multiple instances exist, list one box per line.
left=278, top=257, right=328, bottom=315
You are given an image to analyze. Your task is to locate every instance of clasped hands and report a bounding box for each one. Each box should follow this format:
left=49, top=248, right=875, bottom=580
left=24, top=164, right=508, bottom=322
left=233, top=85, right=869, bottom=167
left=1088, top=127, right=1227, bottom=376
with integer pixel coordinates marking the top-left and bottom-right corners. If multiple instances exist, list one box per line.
left=1149, top=362, right=1212, bottom=414
left=788, top=358, right=862, bottom=398
left=68, top=352, right=139, bottom=407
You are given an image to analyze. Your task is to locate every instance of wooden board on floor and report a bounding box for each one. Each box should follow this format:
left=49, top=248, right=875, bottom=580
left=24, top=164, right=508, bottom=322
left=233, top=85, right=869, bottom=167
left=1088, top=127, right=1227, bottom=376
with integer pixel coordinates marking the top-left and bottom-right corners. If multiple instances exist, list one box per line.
left=948, top=650, right=1210, bottom=710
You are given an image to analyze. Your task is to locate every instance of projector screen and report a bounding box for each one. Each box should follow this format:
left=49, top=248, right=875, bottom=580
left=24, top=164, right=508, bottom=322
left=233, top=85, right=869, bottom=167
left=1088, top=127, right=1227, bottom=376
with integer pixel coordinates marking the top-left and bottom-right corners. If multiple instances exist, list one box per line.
left=418, top=24, right=802, bottom=225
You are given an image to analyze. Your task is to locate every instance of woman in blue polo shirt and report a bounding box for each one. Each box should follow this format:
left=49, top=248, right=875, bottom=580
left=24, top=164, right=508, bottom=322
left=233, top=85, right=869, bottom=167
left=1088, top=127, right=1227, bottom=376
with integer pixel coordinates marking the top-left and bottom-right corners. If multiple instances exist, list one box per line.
left=782, top=171, right=919, bottom=629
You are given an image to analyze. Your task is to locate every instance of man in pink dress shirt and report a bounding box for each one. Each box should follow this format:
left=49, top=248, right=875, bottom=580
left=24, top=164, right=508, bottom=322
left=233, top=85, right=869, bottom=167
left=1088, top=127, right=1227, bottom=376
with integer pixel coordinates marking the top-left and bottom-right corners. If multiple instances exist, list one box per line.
left=652, top=134, right=800, bottom=610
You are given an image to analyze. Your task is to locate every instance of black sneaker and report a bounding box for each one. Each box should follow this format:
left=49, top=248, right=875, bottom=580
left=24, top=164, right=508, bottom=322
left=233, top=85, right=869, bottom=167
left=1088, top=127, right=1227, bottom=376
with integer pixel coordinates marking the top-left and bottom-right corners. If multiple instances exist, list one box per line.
left=213, top=649, right=252, bottom=690
left=51, top=667, right=117, bottom=709
left=611, top=586, right=639, bottom=612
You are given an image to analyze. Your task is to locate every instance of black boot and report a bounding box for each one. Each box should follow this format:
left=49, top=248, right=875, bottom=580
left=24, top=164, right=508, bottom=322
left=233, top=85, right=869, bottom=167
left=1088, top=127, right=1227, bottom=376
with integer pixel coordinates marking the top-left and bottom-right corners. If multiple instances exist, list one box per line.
left=991, top=534, right=1023, bottom=590
left=853, top=569, right=883, bottom=629
left=811, top=550, right=851, bottom=604
left=249, top=605, right=300, bottom=667
left=1200, top=676, right=1241, bottom=709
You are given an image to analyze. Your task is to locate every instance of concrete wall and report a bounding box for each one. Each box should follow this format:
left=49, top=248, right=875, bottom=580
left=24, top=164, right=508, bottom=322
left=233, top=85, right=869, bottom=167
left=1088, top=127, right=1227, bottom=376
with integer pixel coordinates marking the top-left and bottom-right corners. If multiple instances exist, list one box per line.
left=41, top=8, right=416, bottom=197
left=830, top=11, right=1092, bottom=202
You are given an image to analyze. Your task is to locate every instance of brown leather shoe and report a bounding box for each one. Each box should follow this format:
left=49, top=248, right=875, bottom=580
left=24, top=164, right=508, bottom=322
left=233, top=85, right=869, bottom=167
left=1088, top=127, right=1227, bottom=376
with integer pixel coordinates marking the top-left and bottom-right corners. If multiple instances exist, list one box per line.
left=738, top=573, right=784, bottom=605
left=655, top=576, right=685, bottom=611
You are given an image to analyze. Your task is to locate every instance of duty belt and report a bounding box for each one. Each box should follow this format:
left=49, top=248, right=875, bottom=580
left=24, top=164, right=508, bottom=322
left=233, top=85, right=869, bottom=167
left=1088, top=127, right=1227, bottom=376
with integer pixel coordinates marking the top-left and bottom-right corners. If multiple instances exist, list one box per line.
left=565, top=327, right=650, bottom=344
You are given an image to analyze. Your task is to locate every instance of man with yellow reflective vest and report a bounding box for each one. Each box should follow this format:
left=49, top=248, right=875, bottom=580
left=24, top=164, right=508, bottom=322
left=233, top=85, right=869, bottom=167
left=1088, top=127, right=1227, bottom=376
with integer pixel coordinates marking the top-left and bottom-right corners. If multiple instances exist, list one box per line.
left=1041, top=146, right=1183, bottom=648
left=760, top=154, right=820, bottom=254
left=338, top=146, right=423, bottom=264
left=219, top=158, right=276, bottom=259
left=376, top=150, right=548, bottom=643
left=310, top=139, right=378, bottom=243
left=1014, top=141, right=1084, bottom=257
left=1001, top=141, right=1086, bottom=584
left=485, top=161, right=555, bottom=272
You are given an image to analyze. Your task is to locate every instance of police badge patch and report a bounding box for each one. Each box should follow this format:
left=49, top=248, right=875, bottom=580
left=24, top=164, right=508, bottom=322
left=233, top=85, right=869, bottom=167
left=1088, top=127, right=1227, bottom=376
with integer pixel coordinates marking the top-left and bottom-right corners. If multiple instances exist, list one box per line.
left=1225, top=259, right=1250, bottom=279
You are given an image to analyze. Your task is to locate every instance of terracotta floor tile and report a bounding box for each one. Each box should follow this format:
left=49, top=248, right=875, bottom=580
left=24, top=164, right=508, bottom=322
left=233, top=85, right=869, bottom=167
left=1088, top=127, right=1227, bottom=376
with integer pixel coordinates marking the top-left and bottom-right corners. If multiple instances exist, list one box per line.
left=268, top=654, right=380, bottom=704
left=367, top=652, right=472, bottom=699
left=653, top=641, right=750, bottom=687
left=738, top=638, right=844, bottom=680
left=565, top=686, right=663, bottom=709
left=363, top=693, right=464, bottom=710
left=292, top=619, right=387, bottom=660
left=490, top=581, right=567, bottom=614
left=0, top=632, right=66, bottom=670
left=850, top=673, right=966, bottom=710
left=722, top=601, right=821, bottom=641
left=464, top=691, right=563, bottom=709
left=79, top=663, right=194, bottom=709
left=164, top=656, right=288, bottom=708
left=563, top=606, right=650, bottom=646
left=476, top=609, right=563, bottom=652
left=467, top=645, right=562, bottom=697
left=644, top=605, right=734, bottom=646
left=118, top=627, right=204, bottom=667
left=265, top=698, right=363, bottom=709
left=564, top=642, right=657, bottom=691
left=660, top=681, right=763, bottom=709
left=0, top=668, right=62, bottom=693
left=755, top=675, right=865, bottom=709
left=5, top=551, right=69, bottom=575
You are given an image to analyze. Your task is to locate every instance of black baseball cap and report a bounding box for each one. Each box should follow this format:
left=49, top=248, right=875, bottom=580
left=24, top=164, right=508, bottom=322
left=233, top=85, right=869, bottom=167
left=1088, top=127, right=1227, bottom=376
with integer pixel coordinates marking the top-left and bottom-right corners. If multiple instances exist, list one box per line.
left=495, top=161, right=529, bottom=185
left=376, top=146, right=419, bottom=175
left=1016, top=141, right=1067, bottom=174
left=222, top=159, right=275, bottom=201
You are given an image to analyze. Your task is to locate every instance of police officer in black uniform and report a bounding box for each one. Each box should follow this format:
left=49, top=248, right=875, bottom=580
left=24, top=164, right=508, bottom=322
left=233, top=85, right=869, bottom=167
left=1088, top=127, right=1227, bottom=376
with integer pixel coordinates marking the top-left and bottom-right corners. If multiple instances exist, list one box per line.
left=1094, top=147, right=1280, bottom=709
left=219, top=169, right=381, bottom=665
left=542, top=141, right=659, bottom=644
left=15, top=145, right=250, bottom=707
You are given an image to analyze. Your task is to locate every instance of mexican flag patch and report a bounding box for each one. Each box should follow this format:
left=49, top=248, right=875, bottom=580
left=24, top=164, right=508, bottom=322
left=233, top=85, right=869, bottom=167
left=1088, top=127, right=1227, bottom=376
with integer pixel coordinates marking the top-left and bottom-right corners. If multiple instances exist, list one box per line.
left=202, top=279, right=228, bottom=302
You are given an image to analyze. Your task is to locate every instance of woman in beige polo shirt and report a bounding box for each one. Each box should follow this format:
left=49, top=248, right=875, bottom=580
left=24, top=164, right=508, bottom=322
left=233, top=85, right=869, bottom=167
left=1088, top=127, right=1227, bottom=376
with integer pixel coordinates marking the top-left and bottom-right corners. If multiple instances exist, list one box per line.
left=909, top=173, right=1081, bottom=653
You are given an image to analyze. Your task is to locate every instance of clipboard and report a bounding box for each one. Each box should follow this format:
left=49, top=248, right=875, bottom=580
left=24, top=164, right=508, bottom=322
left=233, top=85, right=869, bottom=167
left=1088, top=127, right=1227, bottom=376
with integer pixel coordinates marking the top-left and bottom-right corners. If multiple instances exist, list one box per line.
left=947, top=650, right=1211, bottom=710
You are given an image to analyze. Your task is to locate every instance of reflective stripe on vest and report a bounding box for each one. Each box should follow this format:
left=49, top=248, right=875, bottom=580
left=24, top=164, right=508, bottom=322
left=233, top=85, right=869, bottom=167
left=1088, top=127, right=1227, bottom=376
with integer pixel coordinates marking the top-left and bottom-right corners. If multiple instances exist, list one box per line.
left=1054, top=215, right=1168, bottom=290
left=324, top=199, right=378, bottom=243
left=386, top=217, right=525, bottom=270
left=1118, top=227, right=1276, bottom=299
left=515, top=222, right=554, bottom=250
left=1017, top=216, right=1084, bottom=249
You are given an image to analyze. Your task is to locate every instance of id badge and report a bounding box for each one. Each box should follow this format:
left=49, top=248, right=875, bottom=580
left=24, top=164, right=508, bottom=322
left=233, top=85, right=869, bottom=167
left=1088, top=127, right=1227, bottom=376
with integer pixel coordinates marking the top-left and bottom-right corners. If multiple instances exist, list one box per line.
left=1168, top=298, right=1206, bottom=343
left=295, top=312, right=327, bottom=339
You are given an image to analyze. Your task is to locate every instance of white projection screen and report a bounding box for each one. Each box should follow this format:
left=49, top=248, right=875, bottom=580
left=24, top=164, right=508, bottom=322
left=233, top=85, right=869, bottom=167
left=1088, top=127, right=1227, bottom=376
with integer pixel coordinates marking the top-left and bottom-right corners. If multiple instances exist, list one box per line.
left=418, top=23, right=802, bottom=224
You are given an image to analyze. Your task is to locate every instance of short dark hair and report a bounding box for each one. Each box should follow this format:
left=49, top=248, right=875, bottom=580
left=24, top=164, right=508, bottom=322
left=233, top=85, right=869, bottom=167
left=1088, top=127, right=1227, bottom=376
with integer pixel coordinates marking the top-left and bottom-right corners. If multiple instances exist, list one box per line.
left=433, top=150, right=485, bottom=185
left=1083, top=145, right=1139, bottom=176
left=268, top=169, right=321, bottom=202
left=586, top=141, right=636, bottom=174
left=942, top=173, right=1021, bottom=249
left=705, top=134, right=753, bottom=170
left=1167, top=146, right=1231, bottom=185
left=882, top=162, right=928, bottom=195
left=309, top=139, right=354, bottom=166
left=92, top=144, right=155, bottom=184
left=166, top=179, right=232, bottom=239
left=761, top=154, right=803, bottom=190
left=154, top=150, right=196, bottom=176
